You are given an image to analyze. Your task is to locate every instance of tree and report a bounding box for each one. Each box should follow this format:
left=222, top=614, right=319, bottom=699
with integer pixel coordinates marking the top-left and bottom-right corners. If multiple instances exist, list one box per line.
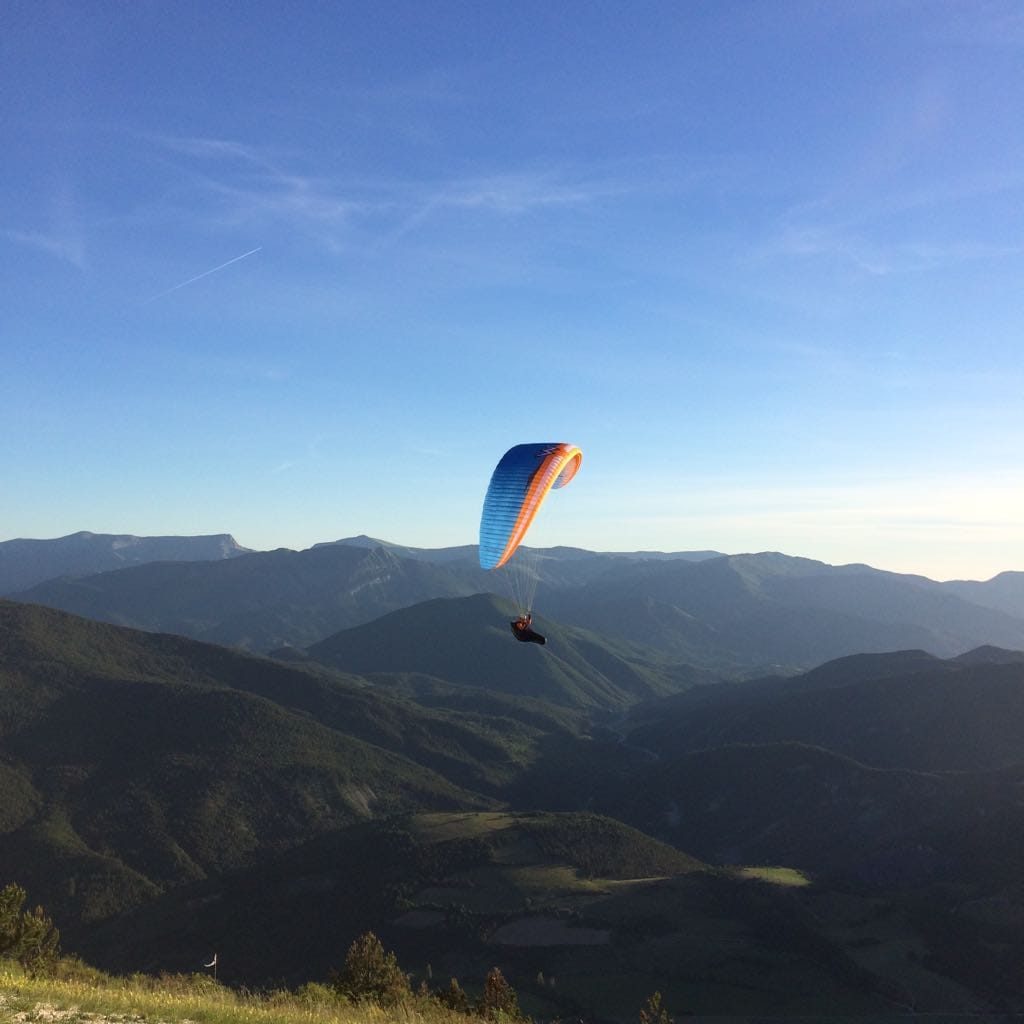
left=0, top=883, right=61, bottom=976
left=639, top=991, right=672, bottom=1024
left=0, top=883, right=25, bottom=949
left=331, top=931, right=411, bottom=1006
left=17, top=905, right=61, bottom=975
left=437, top=976, right=470, bottom=1013
left=479, top=966, right=523, bottom=1021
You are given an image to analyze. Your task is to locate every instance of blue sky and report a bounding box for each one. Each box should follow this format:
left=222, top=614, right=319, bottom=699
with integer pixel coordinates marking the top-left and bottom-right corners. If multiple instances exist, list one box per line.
left=3, top=0, right=1023, bottom=580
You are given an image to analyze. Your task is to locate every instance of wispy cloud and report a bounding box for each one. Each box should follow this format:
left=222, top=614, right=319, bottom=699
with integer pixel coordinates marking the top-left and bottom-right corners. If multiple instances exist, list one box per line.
left=148, top=134, right=270, bottom=167
left=146, top=133, right=625, bottom=252
left=772, top=221, right=1024, bottom=275
left=5, top=181, right=87, bottom=269
left=145, top=133, right=380, bottom=248
left=376, top=166, right=622, bottom=250
left=751, top=48, right=1024, bottom=277
left=5, top=227, right=86, bottom=268
left=431, top=171, right=619, bottom=214
left=762, top=164, right=1024, bottom=276
left=200, top=173, right=367, bottom=239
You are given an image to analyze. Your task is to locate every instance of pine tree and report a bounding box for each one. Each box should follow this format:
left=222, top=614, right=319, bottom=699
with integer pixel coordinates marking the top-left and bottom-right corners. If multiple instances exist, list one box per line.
left=0, top=883, right=60, bottom=976
left=437, top=976, right=470, bottom=1013
left=639, top=991, right=672, bottom=1024
left=479, top=966, right=523, bottom=1021
left=0, top=883, right=26, bottom=953
left=17, top=905, right=61, bottom=976
left=331, top=931, right=411, bottom=1006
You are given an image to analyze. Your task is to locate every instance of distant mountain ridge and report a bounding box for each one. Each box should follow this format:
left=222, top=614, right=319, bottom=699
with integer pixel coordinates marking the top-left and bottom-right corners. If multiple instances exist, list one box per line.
left=945, top=571, right=1024, bottom=619
left=324, top=534, right=724, bottom=564
left=7, top=532, right=1024, bottom=672
left=540, top=551, right=1024, bottom=672
left=12, top=543, right=487, bottom=652
left=0, top=531, right=251, bottom=595
left=317, top=534, right=480, bottom=563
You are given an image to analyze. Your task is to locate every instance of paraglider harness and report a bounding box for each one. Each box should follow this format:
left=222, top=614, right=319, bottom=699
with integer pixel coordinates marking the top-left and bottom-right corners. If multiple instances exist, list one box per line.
left=511, top=612, right=545, bottom=645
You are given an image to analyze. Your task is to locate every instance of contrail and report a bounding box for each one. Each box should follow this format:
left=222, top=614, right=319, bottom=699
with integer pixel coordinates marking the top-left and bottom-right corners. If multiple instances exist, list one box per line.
left=144, top=246, right=262, bottom=302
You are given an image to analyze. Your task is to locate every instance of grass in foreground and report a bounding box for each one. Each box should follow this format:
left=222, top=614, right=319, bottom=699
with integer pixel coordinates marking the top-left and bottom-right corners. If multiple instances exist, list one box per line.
left=0, top=962, right=486, bottom=1024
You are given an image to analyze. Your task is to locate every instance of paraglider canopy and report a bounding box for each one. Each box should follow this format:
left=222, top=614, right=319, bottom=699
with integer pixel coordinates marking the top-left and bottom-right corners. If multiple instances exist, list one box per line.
left=478, top=442, right=582, bottom=571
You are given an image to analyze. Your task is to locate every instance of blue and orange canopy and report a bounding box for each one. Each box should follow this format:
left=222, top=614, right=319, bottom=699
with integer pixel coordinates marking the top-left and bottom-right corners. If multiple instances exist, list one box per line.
left=479, top=442, right=583, bottom=570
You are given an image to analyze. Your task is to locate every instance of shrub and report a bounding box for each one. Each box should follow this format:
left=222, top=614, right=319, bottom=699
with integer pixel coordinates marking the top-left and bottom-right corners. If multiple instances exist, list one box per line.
left=48, top=956, right=109, bottom=985
left=284, top=981, right=348, bottom=1010
left=154, top=971, right=223, bottom=996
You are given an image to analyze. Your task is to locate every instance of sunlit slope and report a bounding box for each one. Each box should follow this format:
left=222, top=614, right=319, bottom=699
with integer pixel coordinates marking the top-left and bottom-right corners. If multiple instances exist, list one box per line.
left=12, top=544, right=487, bottom=651
left=303, top=593, right=707, bottom=709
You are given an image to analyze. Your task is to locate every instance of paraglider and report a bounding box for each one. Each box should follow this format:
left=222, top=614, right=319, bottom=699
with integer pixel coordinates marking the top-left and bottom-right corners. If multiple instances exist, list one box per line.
left=510, top=612, right=546, bottom=645
left=479, top=442, right=582, bottom=643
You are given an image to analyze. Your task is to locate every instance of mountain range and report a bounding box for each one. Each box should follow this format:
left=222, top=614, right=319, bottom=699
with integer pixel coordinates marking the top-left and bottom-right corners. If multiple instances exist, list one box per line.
left=6, top=599, right=1024, bottom=1012
left=9, top=533, right=1024, bottom=675
left=6, top=532, right=1024, bottom=1015
left=11, top=542, right=485, bottom=652
left=0, top=531, right=250, bottom=595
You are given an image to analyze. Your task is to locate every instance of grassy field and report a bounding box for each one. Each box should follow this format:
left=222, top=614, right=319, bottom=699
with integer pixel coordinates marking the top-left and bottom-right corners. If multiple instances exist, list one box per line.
left=732, top=867, right=811, bottom=887
left=407, top=813, right=518, bottom=844
left=0, top=962, right=478, bottom=1024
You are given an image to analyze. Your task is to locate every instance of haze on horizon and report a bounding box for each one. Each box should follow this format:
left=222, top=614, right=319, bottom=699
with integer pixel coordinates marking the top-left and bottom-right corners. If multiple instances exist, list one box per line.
left=3, top=1, right=1022, bottom=583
